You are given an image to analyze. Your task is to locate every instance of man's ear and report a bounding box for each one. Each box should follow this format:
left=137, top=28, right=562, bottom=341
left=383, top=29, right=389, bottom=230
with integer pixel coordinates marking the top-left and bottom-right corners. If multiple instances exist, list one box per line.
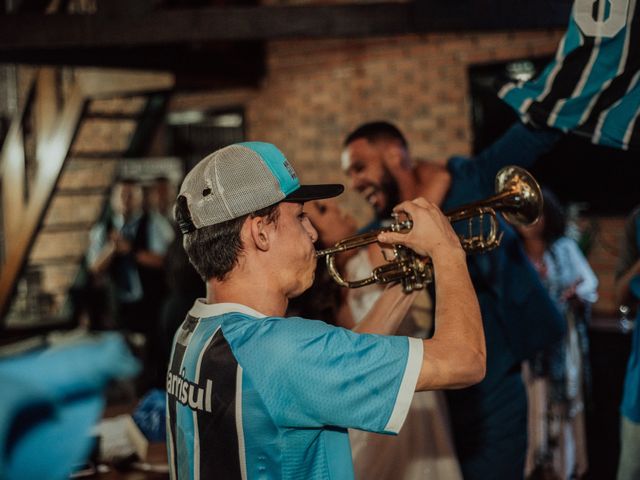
left=249, top=216, right=271, bottom=252
left=383, top=143, right=412, bottom=170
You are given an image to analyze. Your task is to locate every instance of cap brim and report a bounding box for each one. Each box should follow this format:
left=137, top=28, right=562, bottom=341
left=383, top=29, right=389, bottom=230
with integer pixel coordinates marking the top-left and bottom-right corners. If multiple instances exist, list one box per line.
left=285, top=184, right=344, bottom=202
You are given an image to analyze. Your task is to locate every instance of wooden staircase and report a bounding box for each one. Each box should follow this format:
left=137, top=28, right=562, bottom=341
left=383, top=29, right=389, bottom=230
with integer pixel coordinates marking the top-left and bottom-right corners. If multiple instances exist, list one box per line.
left=0, top=67, right=174, bottom=328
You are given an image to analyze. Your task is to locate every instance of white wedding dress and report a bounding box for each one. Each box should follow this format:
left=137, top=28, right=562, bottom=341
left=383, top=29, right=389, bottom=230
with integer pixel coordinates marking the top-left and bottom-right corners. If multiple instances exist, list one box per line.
left=346, top=249, right=463, bottom=480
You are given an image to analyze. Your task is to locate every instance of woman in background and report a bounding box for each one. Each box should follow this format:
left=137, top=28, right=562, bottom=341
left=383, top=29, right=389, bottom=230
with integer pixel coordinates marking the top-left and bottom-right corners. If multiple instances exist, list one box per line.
left=517, top=189, right=598, bottom=480
left=289, top=198, right=462, bottom=480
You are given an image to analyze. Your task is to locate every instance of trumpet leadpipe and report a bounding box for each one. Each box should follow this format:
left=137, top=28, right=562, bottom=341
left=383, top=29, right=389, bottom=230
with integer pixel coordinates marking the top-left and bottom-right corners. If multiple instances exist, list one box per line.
left=315, top=229, right=385, bottom=258
left=315, top=244, right=349, bottom=258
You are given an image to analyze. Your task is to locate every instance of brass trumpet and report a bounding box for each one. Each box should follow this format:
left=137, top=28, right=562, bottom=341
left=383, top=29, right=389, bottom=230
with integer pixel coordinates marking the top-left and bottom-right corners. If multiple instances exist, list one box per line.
left=315, top=165, right=542, bottom=293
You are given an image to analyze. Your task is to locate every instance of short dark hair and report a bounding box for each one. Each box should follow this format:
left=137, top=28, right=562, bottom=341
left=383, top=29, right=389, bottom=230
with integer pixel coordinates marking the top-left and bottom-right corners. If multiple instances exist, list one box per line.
left=541, top=187, right=566, bottom=246
left=344, top=121, right=408, bottom=149
left=175, top=199, right=280, bottom=281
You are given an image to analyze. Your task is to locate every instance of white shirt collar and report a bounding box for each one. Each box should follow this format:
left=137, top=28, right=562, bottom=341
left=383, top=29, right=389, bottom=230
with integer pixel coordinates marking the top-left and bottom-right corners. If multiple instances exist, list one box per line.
left=188, top=299, right=267, bottom=319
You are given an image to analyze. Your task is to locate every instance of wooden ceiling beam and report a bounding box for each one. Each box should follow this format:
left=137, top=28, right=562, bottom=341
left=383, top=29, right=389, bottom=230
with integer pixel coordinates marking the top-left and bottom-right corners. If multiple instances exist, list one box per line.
left=0, top=43, right=266, bottom=79
left=0, top=1, right=572, bottom=50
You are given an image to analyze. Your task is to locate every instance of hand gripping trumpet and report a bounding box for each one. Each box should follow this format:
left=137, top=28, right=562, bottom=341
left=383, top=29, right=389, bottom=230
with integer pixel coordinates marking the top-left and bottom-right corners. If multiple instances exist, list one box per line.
left=315, top=165, right=543, bottom=293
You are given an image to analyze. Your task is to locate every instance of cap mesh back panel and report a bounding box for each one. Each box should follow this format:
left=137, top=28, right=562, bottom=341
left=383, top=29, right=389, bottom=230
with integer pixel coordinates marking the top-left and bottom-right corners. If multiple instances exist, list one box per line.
left=217, top=147, right=282, bottom=218
left=181, top=145, right=285, bottom=227
left=180, top=156, right=212, bottom=228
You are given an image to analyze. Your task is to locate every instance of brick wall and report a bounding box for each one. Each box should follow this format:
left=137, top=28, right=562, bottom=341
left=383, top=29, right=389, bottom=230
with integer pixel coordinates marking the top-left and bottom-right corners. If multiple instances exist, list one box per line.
left=245, top=31, right=564, bottom=218
left=172, top=31, right=564, bottom=219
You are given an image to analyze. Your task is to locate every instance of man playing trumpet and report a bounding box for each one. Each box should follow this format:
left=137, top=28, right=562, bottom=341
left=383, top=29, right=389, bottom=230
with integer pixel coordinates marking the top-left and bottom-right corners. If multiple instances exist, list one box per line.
left=166, top=142, right=485, bottom=480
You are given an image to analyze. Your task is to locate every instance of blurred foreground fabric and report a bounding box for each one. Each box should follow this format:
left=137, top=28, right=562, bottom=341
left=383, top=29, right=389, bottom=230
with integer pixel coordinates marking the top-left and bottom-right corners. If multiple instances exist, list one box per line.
left=0, top=332, right=139, bottom=480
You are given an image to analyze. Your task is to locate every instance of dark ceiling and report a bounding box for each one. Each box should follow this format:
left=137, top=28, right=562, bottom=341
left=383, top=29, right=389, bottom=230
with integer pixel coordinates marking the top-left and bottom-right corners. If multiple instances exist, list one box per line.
left=0, top=0, right=572, bottom=86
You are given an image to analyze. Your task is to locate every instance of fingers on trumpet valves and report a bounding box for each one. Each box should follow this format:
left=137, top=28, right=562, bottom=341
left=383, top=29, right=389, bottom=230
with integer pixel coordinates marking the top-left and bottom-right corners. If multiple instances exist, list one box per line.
left=381, top=198, right=462, bottom=258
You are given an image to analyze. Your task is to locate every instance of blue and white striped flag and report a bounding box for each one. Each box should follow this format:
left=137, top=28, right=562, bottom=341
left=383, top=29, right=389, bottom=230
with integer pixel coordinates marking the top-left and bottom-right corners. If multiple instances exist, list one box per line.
left=500, top=0, right=640, bottom=151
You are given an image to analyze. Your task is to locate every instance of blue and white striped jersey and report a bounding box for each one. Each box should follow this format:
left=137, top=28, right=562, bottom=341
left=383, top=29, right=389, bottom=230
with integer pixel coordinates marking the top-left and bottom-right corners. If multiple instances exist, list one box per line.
left=499, top=0, right=640, bottom=151
left=166, top=301, right=422, bottom=480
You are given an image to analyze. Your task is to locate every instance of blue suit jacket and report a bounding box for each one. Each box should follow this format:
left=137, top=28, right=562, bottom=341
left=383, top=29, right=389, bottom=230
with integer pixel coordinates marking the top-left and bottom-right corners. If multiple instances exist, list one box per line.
left=444, top=123, right=565, bottom=365
left=441, top=124, right=565, bottom=478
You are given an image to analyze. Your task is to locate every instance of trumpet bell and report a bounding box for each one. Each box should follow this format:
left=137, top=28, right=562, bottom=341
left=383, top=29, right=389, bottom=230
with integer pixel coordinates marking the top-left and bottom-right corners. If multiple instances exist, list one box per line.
left=317, top=165, right=543, bottom=293
left=495, top=165, right=542, bottom=227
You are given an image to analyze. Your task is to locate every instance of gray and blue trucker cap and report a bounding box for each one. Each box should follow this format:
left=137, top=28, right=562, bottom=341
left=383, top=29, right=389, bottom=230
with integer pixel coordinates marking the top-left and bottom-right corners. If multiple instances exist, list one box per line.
left=177, top=142, right=343, bottom=233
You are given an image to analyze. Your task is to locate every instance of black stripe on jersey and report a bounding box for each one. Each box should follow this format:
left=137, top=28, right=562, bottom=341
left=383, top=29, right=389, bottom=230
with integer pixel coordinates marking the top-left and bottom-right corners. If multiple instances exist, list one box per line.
left=195, top=329, right=242, bottom=480
left=167, top=315, right=199, bottom=479
left=628, top=113, right=640, bottom=150
left=579, top=1, right=640, bottom=138
left=525, top=33, right=597, bottom=125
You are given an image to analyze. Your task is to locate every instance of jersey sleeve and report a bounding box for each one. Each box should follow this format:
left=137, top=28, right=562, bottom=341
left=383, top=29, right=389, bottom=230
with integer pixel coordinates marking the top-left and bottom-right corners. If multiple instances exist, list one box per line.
left=228, top=317, right=422, bottom=434
left=472, top=122, right=561, bottom=195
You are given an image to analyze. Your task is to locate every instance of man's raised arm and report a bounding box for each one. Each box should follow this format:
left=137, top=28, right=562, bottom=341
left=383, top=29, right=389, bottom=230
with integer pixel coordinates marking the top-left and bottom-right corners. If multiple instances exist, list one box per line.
left=378, top=199, right=486, bottom=391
